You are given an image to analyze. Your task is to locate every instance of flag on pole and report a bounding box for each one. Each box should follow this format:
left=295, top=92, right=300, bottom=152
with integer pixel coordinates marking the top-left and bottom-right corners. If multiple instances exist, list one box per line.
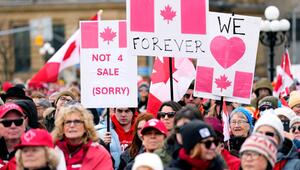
left=274, top=48, right=294, bottom=97
left=29, top=14, right=98, bottom=86
left=221, top=99, right=230, bottom=141
left=147, top=57, right=195, bottom=116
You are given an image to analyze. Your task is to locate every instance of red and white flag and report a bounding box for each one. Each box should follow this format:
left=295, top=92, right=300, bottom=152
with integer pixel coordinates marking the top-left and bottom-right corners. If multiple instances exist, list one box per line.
left=147, top=57, right=195, bottom=115
left=274, top=48, right=294, bottom=97
left=221, top=99, right=230, bottom=141
left=29, top=15, right=98, bottom=86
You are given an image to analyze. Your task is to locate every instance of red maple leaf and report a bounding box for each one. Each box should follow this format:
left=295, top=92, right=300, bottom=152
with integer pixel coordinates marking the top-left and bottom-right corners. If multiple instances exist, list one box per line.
left=100, top=27, right=116, bottom=45
left=151, top=57, right=177, bottom=84
left=160, top=5, right=176, bottom=24
left=215, top=74, right=231, bottom=92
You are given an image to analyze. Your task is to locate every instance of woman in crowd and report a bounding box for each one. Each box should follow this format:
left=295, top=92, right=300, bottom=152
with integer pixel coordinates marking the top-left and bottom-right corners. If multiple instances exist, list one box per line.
left=124, top=119, right=168, bottom=170
left=289, top=116, right=300, bottom=149
left=253, top=110, right=300, bottom=170
left=239, top=133, right=277, bottom=170
left=3, top=128, right=65, bottom=170
left=167, top=120, right=227, bottom=170
left=228, top=107, right=253, bottom=156
left=52, top=103, right=113, bottom=170
left=157, top=101, right=182, bottom=135
left=118, top=113, right=154, bottom=170
left=155, top=106, right=203, bottom=166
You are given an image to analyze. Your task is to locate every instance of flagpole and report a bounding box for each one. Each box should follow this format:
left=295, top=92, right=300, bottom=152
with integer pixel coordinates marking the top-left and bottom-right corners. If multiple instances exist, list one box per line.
left=218, top=96, right=224, bottom=121
left=169, top=57, right=174, bottom=101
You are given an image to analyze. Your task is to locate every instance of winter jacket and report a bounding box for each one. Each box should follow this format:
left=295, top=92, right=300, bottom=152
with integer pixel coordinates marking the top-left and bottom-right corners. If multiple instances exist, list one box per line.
left=166, top=148, right=227, bottom=170
left=111, top=115, right=136, bottom=151
left=274, top=138, right=300, bottom=170
left=0, top=137, right=17, bottom=167
left=56, top=139, right=113, bottom=170
left=43, top=107, right=56, bottom=132
left=96, top=121, right=121, bottom=170
left=221, top=149, right=240, bottom=170
left=155, top=136, right=181, bottom=167
left=293, top=138, right=300, bottom=150
left=118, top=145, right=144, bottom=170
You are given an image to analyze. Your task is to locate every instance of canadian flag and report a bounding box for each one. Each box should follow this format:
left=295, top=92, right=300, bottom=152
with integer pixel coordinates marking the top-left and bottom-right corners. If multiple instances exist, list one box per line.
left=274, top=48, right=294, bottom=97
left=147, top=57, right=195, bottom=115
left=221, top=99, right=230, bottom=141
left=29, top=15, right=98, bottom=86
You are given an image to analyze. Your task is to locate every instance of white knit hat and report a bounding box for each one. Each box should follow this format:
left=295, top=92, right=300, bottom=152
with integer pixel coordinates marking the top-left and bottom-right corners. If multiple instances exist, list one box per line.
left=274, top=106, right=296, bottom=121
left=290, top=116, right=300, bottom=128
left=132, top=153, right=163, bottom=170
left=240, top=133, right=277, bottom=167
left=253, top=109, right=284, bottom=147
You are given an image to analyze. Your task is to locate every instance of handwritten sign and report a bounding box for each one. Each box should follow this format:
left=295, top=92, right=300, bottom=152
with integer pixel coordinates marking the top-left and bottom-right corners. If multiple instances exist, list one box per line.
left=80, top=20, right=137, bottom=108
left=127, top=0, right=209, bottom=58
left=194, top=12, right=261, bottom=104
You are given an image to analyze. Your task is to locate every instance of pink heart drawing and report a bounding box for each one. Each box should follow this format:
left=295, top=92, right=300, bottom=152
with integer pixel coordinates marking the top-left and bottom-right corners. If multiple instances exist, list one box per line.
left=210, top=36, right=246, bottom=69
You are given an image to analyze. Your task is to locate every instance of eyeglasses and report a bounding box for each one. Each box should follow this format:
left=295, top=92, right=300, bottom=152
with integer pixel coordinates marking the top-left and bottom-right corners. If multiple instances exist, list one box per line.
left=259, top=105, right=274, bottom=112
left=200, top=139, right=219, bottom=149
left=241, top=151, right=261, bottom=160
left=157, top=111, right=176, bottom=119
left=64, top=119, right=83, bottom=126
left=230, top=120, right=248, bottom=126
left=184, top=93, right=197, bottom=99
left=0, top=118, right=24, bottom=127
left=291, top=126, right=300, bottom=133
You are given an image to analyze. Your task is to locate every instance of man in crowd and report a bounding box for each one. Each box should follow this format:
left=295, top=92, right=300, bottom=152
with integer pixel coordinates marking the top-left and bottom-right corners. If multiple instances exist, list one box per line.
left=0, top=103, right=27, bottom=168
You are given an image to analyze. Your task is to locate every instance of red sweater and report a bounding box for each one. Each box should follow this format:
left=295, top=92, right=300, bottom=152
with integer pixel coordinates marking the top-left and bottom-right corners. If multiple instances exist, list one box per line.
left=221, top=149, right=240, bottom=170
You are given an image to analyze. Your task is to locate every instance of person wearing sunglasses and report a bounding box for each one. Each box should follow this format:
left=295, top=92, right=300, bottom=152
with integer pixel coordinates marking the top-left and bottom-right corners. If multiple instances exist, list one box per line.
left=289, top=116, right=300, bottom=149
left=0, top=103, right=27, bottom=168
left=253, top=110, right=300, bottom=170
left=239, top=133, right=278, bottom=170
left=52, top=103, right=113, bottom=170
left=167, top=120, right=226, bottom=170
left=155, top=106, right=203, bottom=167
left=157, top=101, right=182, bottom=135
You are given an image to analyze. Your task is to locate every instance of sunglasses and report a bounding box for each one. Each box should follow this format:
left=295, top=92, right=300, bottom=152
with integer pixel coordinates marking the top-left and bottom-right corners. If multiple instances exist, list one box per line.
left=258, top=131, right=275, bottom=137
left=259, top=105, right=274, bottom=112
left=291, top=126, right=300, bottom=133
left=184, top=93, right=197, bottom=99
left=0, top=118, right=24, bottom=127
left=200, top=139, right=219, bottom=149
left=157, top=111, right=176, bottom=119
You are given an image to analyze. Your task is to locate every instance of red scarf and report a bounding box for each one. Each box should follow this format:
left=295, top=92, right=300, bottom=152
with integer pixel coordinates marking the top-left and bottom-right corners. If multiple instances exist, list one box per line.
left=178, top=148, right=211, bottom=170
left=111, top=115, right=136, bottom=150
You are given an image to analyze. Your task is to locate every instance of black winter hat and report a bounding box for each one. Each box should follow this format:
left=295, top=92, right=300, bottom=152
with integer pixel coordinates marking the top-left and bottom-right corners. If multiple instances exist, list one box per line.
left=180, top=120, right=217, bottom=154
left=3, top=86, right=33, bottom=102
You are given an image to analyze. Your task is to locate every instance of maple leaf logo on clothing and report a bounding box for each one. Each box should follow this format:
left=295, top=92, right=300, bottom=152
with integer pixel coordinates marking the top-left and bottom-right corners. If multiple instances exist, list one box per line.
left=100, top=27, right=116, bottom=45
left=151, top=57, right=177, bottom=84
left=215, top=74, right=231, bottom=92
left=160, top=5, right=176, bottom=24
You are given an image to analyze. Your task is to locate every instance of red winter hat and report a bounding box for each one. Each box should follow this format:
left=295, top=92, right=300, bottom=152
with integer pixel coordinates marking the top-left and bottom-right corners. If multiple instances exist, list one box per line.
left=141, top=119, right=168, bottom=136
left=16, top=128, right=54, bottom=149
left=0, top=103, right=24, bottom=118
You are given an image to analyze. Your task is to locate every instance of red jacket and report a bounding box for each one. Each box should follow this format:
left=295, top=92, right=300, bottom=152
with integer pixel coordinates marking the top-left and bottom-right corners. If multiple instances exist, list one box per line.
left=221, top=149, right=240, bottom=170
left=111, top=114, right=136, bottom=151
left=0, top=158, right=16, bottom=170
left=56, top=139, right=113, bottom=170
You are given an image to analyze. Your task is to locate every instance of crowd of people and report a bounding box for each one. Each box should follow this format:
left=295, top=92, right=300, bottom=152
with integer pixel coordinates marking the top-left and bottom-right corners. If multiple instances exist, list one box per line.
left=0, top=77, right=300, bottom=170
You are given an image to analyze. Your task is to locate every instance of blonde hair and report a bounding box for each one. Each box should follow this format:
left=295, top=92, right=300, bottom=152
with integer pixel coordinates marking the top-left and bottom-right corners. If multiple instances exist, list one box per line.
left=15, top=147, right=58, bottom=170
left=52, top=104, right=99, bottom=143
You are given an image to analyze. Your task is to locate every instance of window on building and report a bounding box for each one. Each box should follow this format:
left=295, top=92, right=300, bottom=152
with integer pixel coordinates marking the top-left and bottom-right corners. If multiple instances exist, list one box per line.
left=52, top=24, right=65, bottom=51
left=13, top=25, right=31, bottom=72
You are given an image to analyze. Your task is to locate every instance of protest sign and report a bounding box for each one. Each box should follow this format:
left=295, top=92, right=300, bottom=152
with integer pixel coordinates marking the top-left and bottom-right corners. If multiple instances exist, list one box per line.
left=194, top=12, right=261, bottom=104
left=127, top=0, right=209, bottom=58
left=80, top=20, right=137, bottom=108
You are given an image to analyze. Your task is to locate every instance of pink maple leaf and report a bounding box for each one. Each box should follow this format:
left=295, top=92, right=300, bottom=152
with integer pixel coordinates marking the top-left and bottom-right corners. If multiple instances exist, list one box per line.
left=160, top=5, right=176, bottom=24
left=100, top=27, right=116, bottom=45
left=215, top=74, right=231, bottom=92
